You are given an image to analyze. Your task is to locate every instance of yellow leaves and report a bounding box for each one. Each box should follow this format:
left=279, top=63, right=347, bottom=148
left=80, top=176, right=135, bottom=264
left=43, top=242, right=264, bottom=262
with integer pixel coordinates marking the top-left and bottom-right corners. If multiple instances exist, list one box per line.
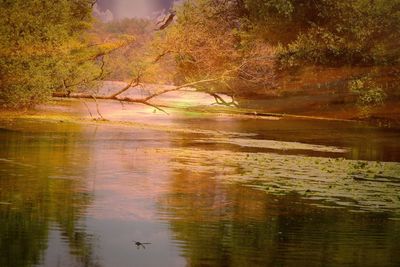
left=66, top=36, right=135, bottom=64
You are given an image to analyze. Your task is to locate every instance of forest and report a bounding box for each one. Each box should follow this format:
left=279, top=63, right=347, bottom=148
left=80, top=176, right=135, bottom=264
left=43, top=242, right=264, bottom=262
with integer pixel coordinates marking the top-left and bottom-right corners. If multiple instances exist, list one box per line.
left=1, top=0, right=399, bottom=121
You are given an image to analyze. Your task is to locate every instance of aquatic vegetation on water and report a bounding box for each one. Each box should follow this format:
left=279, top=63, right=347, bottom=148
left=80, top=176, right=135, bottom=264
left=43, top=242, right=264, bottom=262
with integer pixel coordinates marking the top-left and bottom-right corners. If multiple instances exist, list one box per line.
left=197, top=137, right=347, bottom=153
left=2, top=111, right=400, bottom=219
left=151, top=147, right=400, bottom=217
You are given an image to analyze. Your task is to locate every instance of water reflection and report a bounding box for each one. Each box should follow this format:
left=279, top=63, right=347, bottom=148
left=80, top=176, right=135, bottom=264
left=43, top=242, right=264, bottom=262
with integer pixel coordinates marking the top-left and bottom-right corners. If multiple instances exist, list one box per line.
left=158, top=169, right=400, bottom=267
left=172, top=117, right=400, bottom=162
left=0, top=122, right=98, bottom=267
left=0, top=118, right=399, bottom=267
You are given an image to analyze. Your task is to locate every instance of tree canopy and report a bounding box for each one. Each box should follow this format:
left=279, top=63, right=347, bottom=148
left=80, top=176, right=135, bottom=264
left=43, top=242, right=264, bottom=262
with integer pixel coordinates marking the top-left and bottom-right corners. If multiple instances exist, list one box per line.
left=0, top=0, right=101, bottom=108
left=1, top=0, right=399, bottom=109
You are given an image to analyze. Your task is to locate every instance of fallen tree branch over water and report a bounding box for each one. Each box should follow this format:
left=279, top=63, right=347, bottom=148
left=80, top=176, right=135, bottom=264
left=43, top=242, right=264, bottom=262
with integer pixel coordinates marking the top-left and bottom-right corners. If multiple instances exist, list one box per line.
left=52, top=77, right=236, bottom=115
left=209, top=92, right=238, bottom=107
left=52, top=38, right=240, bottom=116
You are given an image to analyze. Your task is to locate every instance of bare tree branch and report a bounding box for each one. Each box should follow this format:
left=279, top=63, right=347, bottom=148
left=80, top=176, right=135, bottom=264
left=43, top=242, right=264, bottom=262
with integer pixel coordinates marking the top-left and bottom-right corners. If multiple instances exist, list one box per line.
left=109, top=72, right=143, bottom=98
left=94, top=56, right=106, bottom=81
left=82, top=100, right=93, bottom=118
left=153, top=50, right=173, bottom=63
left=143, top=78, right=221, bottom=102
left=53, top=76, right=227, bottom=116
left=117, top=98, right=169, bottom=114
left=90, top=0, right=98, bottom=8
left=156, top=11, right=176, bottom=31
left=209, top=92, right=238, bottom=107
left=92, top=95, right=105, bottom=120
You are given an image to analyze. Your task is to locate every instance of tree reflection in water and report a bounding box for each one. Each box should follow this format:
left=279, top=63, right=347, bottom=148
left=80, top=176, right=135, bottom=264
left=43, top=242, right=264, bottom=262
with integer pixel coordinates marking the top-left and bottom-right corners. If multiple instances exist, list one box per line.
left=1, top=119, right=400, bottom=267
left=158, top=168, right=400, bottom=267
left=0, top=123, right=99, bottom=267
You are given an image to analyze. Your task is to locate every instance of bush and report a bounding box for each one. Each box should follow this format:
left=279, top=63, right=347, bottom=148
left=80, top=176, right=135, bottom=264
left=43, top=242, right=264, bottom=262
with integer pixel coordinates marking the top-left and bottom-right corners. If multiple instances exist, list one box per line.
left=348, top=76, right=387, bottom=117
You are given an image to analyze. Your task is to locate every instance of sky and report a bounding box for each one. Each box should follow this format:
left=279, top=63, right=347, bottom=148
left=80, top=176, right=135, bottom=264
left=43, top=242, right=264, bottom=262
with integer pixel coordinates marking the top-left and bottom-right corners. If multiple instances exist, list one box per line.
left=96, top=0, right=176, bottom=20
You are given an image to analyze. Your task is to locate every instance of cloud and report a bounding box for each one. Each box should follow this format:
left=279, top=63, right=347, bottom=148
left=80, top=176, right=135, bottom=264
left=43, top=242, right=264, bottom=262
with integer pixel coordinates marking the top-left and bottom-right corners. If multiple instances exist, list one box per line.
left=114, top=0, right=155, bottom=19
left=93, top=3, right=114, bottom=22
left=97, top=0, right=176, bottom=20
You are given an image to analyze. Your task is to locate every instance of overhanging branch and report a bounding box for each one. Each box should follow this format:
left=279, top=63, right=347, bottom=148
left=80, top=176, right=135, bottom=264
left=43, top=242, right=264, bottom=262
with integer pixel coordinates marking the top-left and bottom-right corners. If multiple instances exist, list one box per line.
left=52, top=77, right=226, bottom=115
left=143, top=78, right=221, bottom=102
left=109, top=72, right=143, bottom=98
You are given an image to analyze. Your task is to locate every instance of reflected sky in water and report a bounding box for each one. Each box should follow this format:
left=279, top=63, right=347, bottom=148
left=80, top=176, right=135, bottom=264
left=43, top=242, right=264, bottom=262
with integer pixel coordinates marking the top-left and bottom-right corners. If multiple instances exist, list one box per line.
left=0, top=118, right=399, bottom=267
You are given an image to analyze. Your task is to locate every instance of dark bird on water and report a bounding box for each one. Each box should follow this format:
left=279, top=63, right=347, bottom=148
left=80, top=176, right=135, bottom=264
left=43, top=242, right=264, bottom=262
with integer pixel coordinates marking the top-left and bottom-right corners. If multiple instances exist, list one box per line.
left=156, top=10, right=176, bottom=31
left=133, top=240, right=152, bottom=249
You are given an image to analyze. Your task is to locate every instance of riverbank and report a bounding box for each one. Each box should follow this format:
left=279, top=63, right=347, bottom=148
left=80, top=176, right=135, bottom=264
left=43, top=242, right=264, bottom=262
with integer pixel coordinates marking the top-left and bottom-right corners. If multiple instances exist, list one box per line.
left=0, top=98, right=397, bottom=132
left=3, top=77, right=398, bottom=128
left=0, top=97, right=355, bottom=134
left=238, top=65, right=400, bottom=127
left=66, top=79, right=400, bottom=127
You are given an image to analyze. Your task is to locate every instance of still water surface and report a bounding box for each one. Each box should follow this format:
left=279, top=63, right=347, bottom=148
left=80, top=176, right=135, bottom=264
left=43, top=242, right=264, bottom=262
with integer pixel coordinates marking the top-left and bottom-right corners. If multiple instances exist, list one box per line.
left=0, top=116, right=399, bottom=267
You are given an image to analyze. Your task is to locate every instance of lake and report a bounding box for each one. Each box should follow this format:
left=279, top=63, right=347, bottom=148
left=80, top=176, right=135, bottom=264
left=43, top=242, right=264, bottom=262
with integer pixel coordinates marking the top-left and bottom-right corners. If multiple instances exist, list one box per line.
left=0, top=104, right=399, bottom=267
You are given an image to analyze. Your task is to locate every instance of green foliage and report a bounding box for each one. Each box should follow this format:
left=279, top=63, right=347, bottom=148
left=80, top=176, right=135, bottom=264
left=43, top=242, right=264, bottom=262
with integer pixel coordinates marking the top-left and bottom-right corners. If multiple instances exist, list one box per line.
left=0, top=0, right=95, bottom=108
left=92, top=18, right=155, bottom=82
left=152, top=0, right=276, bottom=95
left=157, top=0, right=399, bottom=99
left=244, top=0, right=294, bottom=22
left=264, top=0, right=400, bottom=66
left=179, top=0, right=400, bottom=67
left=348, top=76, right=387, bottom=117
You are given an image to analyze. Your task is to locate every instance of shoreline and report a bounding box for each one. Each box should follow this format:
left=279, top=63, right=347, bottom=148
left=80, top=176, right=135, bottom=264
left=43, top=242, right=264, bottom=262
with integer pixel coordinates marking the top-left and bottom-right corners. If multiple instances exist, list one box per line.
left=0, top=98, right=397, bottom=131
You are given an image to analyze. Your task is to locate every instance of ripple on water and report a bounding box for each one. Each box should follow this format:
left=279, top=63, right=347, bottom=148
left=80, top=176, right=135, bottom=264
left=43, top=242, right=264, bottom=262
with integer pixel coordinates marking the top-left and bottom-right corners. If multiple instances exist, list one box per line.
left=149, top=147, right=400, bottom=217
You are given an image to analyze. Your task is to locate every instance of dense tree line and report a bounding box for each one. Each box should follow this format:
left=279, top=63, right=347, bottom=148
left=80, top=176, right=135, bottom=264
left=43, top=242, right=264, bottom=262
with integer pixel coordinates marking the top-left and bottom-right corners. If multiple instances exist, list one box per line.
left=154, top=0, right=400, bottom=96
left=0, top=0, right=94, bottom=107
left=1, top=0, right=399, bottom=109
left=0, top=0, right=134, bottom=108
